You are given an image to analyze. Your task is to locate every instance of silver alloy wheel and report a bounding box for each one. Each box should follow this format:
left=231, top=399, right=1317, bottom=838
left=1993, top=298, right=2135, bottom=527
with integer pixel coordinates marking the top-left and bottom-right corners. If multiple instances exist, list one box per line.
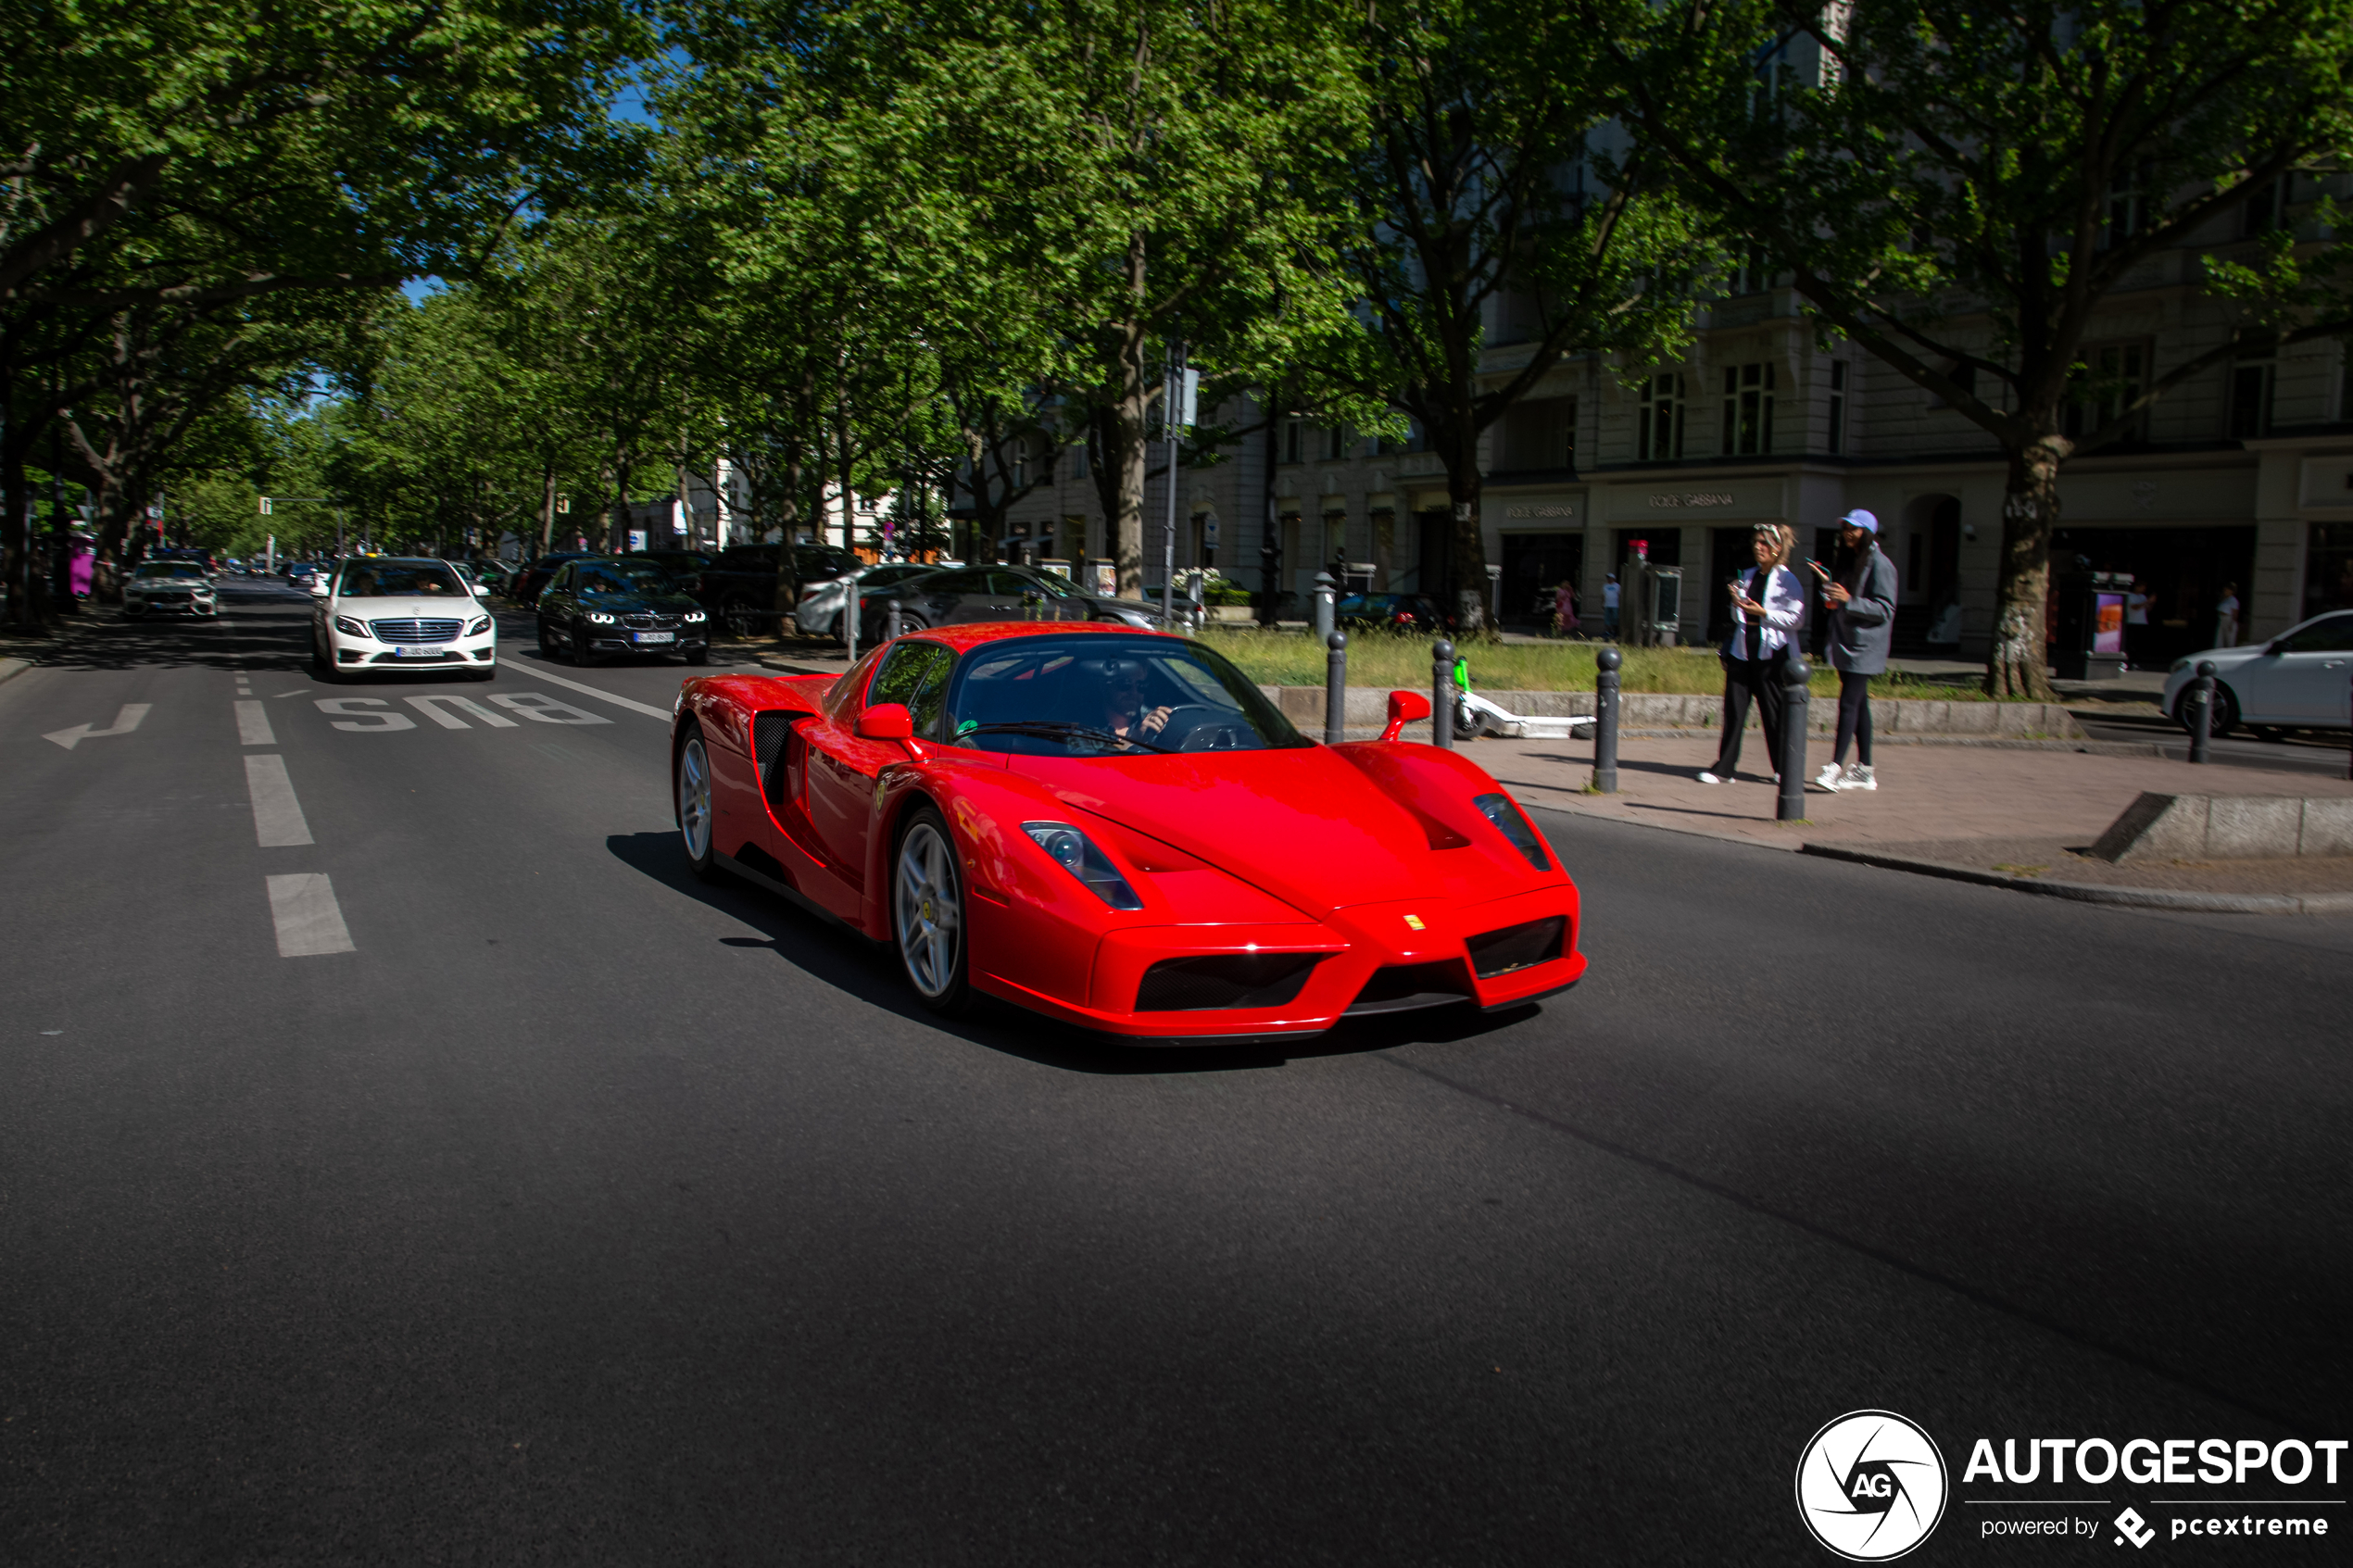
left=678, top=736, right=713, bottom=862
left=895, top=820, right=961, bottom=999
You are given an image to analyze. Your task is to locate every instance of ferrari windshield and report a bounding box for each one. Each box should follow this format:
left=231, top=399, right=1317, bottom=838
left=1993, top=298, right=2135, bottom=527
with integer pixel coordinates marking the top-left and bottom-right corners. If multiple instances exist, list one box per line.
left=338, top=560, right=469, bottom=597
left=945, top=634, right=1309, bottom=756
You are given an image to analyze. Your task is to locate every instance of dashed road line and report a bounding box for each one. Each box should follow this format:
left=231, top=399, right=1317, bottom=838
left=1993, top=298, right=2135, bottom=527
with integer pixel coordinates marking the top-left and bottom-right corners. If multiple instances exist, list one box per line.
left=245, top=754, right=315, bottom=847
left=265, top=873, right=354, bottom=957
left=510, top=662, right=676, bottom=720
left=235, top=699, right=276, bottom=746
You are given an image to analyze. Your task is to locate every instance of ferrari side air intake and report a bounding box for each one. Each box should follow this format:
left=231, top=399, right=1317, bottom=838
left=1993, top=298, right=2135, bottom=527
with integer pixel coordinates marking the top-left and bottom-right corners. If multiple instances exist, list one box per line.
left=1466, top=916, right=1568, bottom=979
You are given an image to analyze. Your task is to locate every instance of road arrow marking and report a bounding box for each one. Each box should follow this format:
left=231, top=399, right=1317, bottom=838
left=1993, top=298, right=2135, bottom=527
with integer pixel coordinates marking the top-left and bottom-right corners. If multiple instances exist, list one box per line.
left=44, top=703, right=152, bottom=749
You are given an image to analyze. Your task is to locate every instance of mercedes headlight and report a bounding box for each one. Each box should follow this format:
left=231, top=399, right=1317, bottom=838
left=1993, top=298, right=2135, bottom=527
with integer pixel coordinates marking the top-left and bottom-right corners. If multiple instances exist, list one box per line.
left=587, top=611, right=616, bottom=624
left=1474, top=793, right=1550, bottom=872
left=466, top=615, right=492, bottom=635
left=333, top=615, right=371, bottom=639
left=1021, top=822, right=1144, bottom=909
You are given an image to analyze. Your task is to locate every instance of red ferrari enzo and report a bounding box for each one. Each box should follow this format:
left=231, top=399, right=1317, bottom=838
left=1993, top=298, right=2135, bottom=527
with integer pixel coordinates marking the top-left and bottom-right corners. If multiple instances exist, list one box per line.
left=671, top=622, right=1585, bottom=1042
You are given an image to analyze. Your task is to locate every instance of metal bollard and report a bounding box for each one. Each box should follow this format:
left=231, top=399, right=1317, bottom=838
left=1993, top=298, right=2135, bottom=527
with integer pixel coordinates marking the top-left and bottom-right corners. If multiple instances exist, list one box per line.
left=1431, top=639, right=1454, bottom=749
left=2346, top=669, right=2351, bottom=782
left=886, top=597, right=902, bottom=642
left=2188, top=659, right=2215, bottom=764
left=1324, top=631, right=1347, bottom=746
left=1314, top=571, right=1337, bottom=643
left=1592, top=646, right=1620, bottom=794
left=1779, top=656, right=1810, bottom=822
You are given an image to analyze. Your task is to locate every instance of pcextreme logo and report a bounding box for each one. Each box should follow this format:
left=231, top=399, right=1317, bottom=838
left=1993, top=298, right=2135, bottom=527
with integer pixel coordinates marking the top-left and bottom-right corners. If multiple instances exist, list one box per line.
left=1796, top=1410, right=1950, bottom=1561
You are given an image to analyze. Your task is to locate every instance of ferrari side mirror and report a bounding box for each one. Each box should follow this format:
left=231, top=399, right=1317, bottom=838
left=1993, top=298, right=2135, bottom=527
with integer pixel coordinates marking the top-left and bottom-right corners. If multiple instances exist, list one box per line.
left=857, top=702, right=914, bottom=741
left=1380, top=689, right=1431, bottom=743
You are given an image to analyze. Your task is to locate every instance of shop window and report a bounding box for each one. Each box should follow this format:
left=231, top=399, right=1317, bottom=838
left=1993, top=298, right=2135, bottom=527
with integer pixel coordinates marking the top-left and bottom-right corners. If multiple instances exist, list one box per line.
left=1721, top=363, right=1775, bottom=456
left=1637, top=373, right=1685, bottom=461
left=1827, top=361, right=1848, bottom=454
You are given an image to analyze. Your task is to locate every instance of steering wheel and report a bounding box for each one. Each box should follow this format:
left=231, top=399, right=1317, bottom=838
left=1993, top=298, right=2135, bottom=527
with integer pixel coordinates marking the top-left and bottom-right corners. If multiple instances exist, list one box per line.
left=1152, top=704, right=1241, bottom=751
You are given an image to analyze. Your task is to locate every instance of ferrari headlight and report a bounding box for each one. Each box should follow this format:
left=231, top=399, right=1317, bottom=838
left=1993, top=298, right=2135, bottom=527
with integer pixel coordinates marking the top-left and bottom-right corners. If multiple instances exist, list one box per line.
left=587, top=611, right=616, bottom=624
left=1474, top=793, right=1550, bottom=872
left=684, top=609, right=707, bottom=623
left=467, top=615, right=492, bottom=636
left=1022, top=822, right=1144, bottom=910
left=333, top=615, right=371, bottom=639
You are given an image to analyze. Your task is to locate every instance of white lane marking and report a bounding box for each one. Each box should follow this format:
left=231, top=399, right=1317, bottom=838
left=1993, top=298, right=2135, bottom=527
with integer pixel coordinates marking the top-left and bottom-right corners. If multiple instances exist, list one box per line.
left=510, top=662, right=674, bottom=720
left=245, top=754, right=316, bottom=847
left=405, top=694, right=519, bottom=730
left=235, top=699, right=276, bottom=746
left=489, top=692, right=611, bottom=725
left=271, top=689, right=308, bottom=698
left=266, top=873, right=354, bottom=957
left=44, top=703, right=153, bottom=749
left=315, top=697, right=417, bottom=732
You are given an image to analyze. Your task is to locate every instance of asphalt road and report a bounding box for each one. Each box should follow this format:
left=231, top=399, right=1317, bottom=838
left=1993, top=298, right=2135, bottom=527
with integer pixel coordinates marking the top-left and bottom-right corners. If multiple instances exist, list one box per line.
left=3, top=581, right=2347, bottom=1564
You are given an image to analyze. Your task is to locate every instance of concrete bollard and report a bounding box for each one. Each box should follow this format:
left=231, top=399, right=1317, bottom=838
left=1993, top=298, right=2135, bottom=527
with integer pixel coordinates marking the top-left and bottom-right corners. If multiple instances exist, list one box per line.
left=1780, top=655, right=1810, bottom=822
left=1324, top=630, right=1347, bottom=746
left=1431, top=639, right=1454, bottom=750
left=1592, top=646, right=1620, bottom=794
left=2188, top=659, right=2215, bottom=764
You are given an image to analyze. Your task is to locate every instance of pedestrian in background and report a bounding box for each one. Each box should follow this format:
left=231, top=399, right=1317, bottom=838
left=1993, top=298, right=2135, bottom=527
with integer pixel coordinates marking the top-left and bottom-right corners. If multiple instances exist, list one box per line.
left=1552, top=577, right=1579, bottom=638
left=2124, top=576, right=2151, bottom=670
left=1602, top=572, right=1619, bottom=638
left=1813, top=508, right=1897, bottom=793
left=2214, top=583, right=2241, bottom=648
left=1698, top=523, right=1806, bottom=785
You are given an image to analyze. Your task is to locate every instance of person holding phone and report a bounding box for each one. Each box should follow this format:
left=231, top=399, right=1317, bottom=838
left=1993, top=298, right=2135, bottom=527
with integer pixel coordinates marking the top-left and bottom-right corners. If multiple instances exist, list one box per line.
left=1813, top=508, right=1899, bottom=792
left=1697, top=523, right=1806, bottom=785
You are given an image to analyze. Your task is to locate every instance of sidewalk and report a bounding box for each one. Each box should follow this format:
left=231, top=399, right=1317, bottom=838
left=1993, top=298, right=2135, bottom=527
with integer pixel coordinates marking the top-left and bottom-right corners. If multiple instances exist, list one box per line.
left=1473, top=733, right=2353, bottom=910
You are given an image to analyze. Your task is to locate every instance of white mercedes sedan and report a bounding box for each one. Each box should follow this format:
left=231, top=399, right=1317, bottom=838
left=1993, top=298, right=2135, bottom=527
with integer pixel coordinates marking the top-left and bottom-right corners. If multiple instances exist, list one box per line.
left=310, top=557, right=497, bottom=682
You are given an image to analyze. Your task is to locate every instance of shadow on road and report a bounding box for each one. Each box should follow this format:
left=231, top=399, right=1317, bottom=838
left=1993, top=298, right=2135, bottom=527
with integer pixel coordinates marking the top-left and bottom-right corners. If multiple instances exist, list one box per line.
left=604, top=829, right=1525, bottom=1075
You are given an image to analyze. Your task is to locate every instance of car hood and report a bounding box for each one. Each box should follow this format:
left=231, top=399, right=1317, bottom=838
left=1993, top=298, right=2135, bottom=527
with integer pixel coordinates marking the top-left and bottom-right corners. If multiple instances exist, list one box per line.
left=1008, top=746, right=1538, bottom=917
left=336, top=598, right=484, bottom=618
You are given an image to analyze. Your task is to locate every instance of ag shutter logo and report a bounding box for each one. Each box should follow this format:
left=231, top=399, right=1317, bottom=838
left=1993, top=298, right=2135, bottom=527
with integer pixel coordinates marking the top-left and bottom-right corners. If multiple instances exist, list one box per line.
left=1795, top=1411, right=1950, bottom=1561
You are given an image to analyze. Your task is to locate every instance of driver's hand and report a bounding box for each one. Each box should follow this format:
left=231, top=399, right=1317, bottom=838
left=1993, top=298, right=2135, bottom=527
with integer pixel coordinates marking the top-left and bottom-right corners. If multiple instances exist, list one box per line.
left=1138, top=705, right=1174, bottom=736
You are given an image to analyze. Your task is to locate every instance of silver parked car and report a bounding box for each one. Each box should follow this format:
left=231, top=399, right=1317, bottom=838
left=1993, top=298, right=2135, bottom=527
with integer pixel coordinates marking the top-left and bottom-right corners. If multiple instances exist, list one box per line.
left=2160, top=608, right=2353, bottom=736
left=794, top=561, right=951, bottom=641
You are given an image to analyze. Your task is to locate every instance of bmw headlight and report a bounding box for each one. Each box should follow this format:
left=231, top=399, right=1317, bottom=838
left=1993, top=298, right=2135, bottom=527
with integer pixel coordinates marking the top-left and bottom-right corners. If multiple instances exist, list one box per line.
left=1022, top=822, right=1144, bottom=909
left=587, top=611, right=616, bottom=624
left=1474, top=793, right=1551, bottom=872
left=333, top=615, right=371, bottom=639
left=684, top=609, right=707, bottom=623
left=466, top=615, right=492, bottom=636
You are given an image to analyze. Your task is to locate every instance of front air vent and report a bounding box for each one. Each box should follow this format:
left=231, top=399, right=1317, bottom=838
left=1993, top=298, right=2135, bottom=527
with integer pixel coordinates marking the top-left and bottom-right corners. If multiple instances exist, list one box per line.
left=1466, top=916, right=1567, bottom=979
left=1344, top=961, right=1473, bottom=1016
left=1136, top=953, right=1323, bottom=1011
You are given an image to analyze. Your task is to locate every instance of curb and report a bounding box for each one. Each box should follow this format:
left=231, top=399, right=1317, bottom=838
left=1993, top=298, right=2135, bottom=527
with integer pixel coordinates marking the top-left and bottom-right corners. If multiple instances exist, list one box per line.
left=1796, top=843, right=2353, bottom=916
left=0, top=656, right=30, bottom=686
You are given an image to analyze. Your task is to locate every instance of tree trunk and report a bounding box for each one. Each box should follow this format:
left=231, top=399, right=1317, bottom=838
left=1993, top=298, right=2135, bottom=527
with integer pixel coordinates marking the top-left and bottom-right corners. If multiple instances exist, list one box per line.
left=1439, top=438, right=1490, bottom=637
left=771, top=453, right=804, bottom=642
left=539, top=459, right=556, bottom=558
left=1, top=437, right=26, bottom=630
left=1112, top=232, right=1151, bottom=599
left=1259, top=391, right=1280, bottom=627
left=1988, top=439, right=2061, bottom=700
left=607, top=451, right=629, bottom=555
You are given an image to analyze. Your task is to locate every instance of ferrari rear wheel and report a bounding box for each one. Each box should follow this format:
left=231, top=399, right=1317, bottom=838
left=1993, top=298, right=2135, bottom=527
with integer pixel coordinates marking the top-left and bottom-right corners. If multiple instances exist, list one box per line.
left=677, top=725, right=722, bottom=882
left=894, top=807, right=968, bottom=1012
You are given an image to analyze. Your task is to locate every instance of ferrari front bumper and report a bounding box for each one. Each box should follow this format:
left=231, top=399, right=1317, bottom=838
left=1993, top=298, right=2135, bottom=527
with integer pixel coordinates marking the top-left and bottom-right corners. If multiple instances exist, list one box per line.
left=975, top=887, right=1584, bottom=1043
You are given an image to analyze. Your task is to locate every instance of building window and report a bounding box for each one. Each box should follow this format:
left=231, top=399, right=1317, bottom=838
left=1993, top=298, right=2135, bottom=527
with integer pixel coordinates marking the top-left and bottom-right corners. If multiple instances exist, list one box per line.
left=1828, top=360, right=1848, bottom=455
left=1322, top=425, right=1348, bottom=462
left=2243, top=173, right=2294, bottom=237
left=1069, top=442, right=1088, bottom=480
left=1728, top=245, right=1772, bottom=297
left=1283, top=420, right=1304, bottom=466
left=2102, top=162, right=2149, bottom=250
left=1500, top=396, right=1576, bottom=471
left=1720, top=362, right=1775, bottom=456
left=1637, top=373, right=1685, bottom=461
left=2065, top=342, right=2149, bottom=443
left=2231, top=360, right=2274, bottom=440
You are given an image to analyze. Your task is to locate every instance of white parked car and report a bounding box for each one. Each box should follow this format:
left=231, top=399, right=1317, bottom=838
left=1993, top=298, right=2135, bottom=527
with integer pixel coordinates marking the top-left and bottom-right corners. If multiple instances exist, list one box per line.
left=310, top=557, right=497, bottom=683
left=123, top=558, right=219, bottom=618
left=2160, top=608, right=2353, bottom=737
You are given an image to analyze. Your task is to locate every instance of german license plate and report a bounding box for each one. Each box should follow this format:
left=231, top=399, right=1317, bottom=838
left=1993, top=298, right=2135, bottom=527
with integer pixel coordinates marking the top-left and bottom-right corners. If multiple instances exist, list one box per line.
left=633, top=632, right=674, bottom=644
left=394, top=646, right=446, bottom=659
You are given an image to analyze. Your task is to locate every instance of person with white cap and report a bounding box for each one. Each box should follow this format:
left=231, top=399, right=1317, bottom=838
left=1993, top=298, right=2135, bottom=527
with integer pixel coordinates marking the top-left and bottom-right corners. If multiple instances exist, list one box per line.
left=1812, top=508, right=1899, bottom=791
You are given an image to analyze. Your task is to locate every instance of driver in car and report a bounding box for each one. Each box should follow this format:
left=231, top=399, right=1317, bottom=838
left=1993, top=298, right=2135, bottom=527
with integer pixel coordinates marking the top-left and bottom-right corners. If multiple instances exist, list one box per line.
left=1100, top=659, right=1175, bottom=746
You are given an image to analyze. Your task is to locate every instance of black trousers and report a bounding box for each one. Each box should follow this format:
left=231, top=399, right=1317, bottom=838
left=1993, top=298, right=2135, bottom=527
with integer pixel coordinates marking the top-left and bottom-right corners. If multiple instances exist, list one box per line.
left=1713, top=653, right=1787, bottom=776
left=1833, top=671, right=1873, bottom=766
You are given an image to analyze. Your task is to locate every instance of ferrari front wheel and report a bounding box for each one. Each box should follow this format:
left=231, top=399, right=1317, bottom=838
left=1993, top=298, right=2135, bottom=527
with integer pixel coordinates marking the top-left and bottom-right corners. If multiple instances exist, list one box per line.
left=677, top=725, right=723, bottom=882
left=894, top=807, right=969, bottom=1012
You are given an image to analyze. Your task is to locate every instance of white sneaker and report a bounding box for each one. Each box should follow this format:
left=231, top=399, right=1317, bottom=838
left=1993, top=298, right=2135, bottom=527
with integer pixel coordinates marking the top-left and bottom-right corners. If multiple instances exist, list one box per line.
left=1815, top=763, right=1843, bottom=790
left=1844, top=764, right=1877, bottom=792
left=1696, top=770, right=1726, bottom=784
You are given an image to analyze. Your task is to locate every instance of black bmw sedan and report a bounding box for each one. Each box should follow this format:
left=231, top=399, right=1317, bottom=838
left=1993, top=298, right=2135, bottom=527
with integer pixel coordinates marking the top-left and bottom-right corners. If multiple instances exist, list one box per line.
left=535, top=557, right=711, bottom=666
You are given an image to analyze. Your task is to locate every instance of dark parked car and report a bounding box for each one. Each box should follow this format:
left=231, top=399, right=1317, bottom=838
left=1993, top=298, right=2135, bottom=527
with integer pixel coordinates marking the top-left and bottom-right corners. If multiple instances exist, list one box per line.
left=623, top=549, right=717, bottom=593
left=510, top=551, right=598, bottom=606
left=860, top=563, right=1172, bottom=642
left=682, top=544, right=860, bottom=637
left=534, top=557, right=711, bottom=667
left=1335, top=592, right=1454, bottom=633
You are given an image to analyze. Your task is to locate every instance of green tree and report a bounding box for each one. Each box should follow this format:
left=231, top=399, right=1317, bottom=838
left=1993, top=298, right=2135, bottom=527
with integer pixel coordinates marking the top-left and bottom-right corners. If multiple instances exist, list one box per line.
left=1603, top=0, right=2353, bottom=696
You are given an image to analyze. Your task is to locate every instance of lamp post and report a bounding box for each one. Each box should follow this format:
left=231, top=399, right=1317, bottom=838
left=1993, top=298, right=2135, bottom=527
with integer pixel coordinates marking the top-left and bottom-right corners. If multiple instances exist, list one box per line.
left=1161, top=339, right=1189, bottom=626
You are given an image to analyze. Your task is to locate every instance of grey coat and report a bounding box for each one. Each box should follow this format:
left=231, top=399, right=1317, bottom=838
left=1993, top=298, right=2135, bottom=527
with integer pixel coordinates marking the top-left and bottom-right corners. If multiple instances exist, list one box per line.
left=1826, top=545, right=1899, bottom=674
